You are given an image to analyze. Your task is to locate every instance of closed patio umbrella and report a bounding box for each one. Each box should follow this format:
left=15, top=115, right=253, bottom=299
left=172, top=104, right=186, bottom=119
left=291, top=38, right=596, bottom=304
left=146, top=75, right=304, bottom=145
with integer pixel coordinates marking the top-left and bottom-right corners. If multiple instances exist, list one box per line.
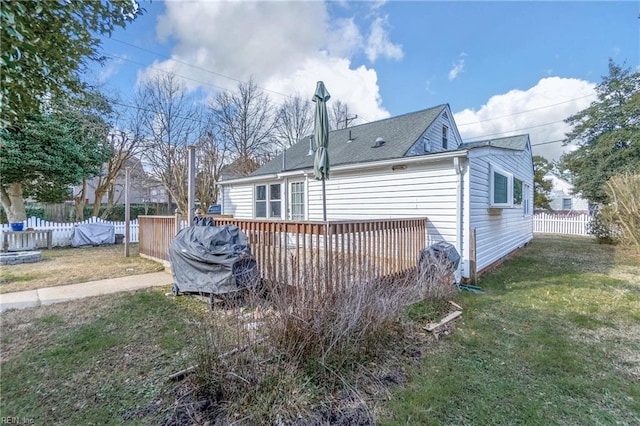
left=313, top=81, right=331, bottom=221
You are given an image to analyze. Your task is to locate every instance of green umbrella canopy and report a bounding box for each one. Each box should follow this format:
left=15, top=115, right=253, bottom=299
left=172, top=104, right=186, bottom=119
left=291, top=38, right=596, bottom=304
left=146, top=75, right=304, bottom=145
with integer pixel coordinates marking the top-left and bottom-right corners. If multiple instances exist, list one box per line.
left=313, top=81, right=331, bottom=181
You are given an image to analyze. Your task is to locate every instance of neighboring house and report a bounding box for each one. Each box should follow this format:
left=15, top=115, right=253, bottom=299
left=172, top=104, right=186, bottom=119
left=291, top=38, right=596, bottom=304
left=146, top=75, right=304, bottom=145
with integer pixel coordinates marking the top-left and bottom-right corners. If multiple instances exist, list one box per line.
left=543, top=172, right=589, bottom=213
left=218, top=104, right=534, bottom=281
left=72, top=157, right=156, bottom=205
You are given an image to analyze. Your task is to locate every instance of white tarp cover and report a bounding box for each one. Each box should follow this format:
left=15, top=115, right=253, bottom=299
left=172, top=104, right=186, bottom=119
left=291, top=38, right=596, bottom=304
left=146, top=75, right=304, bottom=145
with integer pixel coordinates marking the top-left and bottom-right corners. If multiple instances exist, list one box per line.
left=71, top=223, right=115, bottom=247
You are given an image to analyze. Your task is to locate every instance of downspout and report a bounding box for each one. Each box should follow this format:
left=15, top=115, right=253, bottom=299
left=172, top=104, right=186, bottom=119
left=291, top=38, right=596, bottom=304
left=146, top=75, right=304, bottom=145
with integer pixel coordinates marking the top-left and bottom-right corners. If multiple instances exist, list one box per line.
left=453, top=156, right=464, bottom=284
left=218, top=184, right=224, bottom=214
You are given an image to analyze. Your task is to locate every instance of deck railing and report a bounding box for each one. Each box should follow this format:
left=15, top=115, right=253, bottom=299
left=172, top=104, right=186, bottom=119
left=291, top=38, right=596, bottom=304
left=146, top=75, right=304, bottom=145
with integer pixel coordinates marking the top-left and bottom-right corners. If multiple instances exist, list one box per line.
left=139, top=216, right=427, bottom=288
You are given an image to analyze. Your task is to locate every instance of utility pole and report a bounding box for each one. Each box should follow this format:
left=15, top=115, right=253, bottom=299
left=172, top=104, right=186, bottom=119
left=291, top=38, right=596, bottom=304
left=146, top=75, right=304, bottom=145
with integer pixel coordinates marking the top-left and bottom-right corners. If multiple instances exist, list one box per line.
left=124, top=166, right=131, bottom=257
left=344, top=114, right=358, bottom=128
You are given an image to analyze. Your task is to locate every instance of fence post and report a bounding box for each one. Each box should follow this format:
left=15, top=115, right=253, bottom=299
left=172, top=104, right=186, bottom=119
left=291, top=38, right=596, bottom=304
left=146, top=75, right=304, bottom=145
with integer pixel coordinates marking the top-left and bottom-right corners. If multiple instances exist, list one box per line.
left=174, top=209, right=181, bottom=235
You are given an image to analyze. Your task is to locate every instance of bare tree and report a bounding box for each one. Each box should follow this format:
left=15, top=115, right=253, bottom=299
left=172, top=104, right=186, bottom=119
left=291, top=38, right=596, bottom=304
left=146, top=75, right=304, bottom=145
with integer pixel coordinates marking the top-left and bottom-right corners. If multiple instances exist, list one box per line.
left=274, top=95, right=313, bottom=148
left=210, top=79, right=276, bottom=177
left=91, top=117, right=145, bottom=218
left=138, top=73, right=202, bottom=214
left=330, top=99, right=358, bottom=130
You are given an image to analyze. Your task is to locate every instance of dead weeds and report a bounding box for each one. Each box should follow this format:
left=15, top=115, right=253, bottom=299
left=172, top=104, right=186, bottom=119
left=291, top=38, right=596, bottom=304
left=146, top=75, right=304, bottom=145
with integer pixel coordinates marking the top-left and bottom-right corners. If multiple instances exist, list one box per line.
left=0, top=244, right=164, bottom=294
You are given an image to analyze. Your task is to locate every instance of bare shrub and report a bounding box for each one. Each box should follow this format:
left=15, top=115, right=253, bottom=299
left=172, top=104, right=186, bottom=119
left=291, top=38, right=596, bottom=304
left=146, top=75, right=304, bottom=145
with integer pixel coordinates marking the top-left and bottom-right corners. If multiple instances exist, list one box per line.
left=188, top=253, right=457, bottom=423
left=190, top=294, right=315, bottom=424
left=266, top=254, right=456, bottom=366
left=603, top=173, right=640, bottom=251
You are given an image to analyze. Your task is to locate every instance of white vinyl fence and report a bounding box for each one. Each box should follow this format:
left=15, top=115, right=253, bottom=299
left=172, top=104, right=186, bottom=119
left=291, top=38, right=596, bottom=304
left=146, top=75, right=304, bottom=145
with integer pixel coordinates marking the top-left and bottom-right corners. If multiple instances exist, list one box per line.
left=533, top=213, right=592, bottom=236
left=1, top=216, right=139, bottom=247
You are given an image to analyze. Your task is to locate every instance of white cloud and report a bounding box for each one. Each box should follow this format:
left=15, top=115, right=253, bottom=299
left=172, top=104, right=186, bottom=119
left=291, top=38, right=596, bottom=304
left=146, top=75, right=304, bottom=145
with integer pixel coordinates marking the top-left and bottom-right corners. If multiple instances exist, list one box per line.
left=97, top=55, right=127, bottom=84
left=454, top=77, right=597, bottom=160
left=264, top=54, right=389, bottom=123
left=326, top=17, right=364, bottom=59
left=139, top=1, right=390, bottom=122
left=365, top=16, right=403, bottom=63
left=448, top=53, right=466, bottom=81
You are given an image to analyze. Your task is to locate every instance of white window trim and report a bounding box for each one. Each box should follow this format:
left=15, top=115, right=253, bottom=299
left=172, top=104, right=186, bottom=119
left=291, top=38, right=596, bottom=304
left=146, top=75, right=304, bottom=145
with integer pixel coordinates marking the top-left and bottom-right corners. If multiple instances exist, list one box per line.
left=513, top=177, right=524, bottom=206
left=523, top=183, right=532, bottom=216
left=489, top=165, right=513, bottom=208
left=289, top=181, right=306, bottom=220
left=254, top=183, right=282, bottom=219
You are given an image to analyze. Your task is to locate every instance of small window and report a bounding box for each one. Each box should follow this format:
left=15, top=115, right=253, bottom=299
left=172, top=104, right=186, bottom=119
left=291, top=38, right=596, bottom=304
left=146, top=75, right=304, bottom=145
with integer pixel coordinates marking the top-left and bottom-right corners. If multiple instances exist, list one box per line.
left=442, top=125, right=448, bottom=150
left=270, top=184, right=281, bottom=218
left=523, top=183, right=532, bottom=216
left=255, top=185, right=267, bottom=218
left=490, top=166, right=513, bottom=207
left=290, top=182, right=305, bottom=220
left=562, top=198, right=572, bottom=210
left=513, top=178, right=523, bottom=205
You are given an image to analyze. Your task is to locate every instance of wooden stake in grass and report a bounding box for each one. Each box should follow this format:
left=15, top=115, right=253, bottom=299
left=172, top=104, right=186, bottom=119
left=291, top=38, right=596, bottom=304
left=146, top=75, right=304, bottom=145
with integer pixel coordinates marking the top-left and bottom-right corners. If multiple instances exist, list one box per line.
left=424, top=311, right=463, bottom=332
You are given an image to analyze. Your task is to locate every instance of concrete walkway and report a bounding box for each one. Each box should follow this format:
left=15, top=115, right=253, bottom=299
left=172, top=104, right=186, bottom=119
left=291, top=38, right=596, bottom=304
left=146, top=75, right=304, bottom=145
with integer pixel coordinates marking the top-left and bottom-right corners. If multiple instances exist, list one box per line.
left=0, top=272, right=173, bottom=313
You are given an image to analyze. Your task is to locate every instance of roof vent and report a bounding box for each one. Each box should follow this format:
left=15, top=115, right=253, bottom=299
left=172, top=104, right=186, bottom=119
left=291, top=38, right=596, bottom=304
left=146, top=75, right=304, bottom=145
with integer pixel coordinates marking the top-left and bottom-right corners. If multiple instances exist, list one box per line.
left=347, top=130, right=354, bottom=143
left=373, top=137, right=385, bottom=148
left=307, top=136, right=315, bottom=156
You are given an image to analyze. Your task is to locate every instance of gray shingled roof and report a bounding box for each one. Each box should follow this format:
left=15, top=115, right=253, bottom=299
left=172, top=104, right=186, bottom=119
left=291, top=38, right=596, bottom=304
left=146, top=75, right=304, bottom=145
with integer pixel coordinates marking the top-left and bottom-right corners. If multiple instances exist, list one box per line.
left=252, top=104, right=447, bottom=177
left=459, top=134, right=530, bottom=151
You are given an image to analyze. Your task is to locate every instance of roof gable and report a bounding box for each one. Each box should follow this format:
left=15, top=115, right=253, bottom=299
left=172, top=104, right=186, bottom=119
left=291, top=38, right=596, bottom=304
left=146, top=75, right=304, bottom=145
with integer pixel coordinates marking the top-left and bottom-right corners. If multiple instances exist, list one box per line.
left=251, top=104, right=448, bottom=177
left=459, top=134, right=530, bottom=151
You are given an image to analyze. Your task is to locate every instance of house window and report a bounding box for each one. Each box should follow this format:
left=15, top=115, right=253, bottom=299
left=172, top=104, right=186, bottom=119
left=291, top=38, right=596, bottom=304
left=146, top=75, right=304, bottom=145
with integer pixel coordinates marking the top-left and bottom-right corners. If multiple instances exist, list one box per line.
left=255, top=184, right=282, bottom=218
left=513, top=178, right=523, bottom=205
left=442, top=125, right=449, bottom=150
left=255, top=185, right=267, bottom=218
left=490, top=166, right=513, bottom=207
left=562, top=198, right=572, bottom=210
left=523, top=183, right=532, bottom=216
left=290, top=182, right=305, bottom=220
left=270, top=184, right=281, bottom=218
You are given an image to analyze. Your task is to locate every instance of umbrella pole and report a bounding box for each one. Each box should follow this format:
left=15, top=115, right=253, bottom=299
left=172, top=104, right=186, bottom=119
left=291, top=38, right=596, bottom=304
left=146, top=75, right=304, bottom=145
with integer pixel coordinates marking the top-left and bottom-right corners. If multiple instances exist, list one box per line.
left=322, top=178, right=327, bottom=222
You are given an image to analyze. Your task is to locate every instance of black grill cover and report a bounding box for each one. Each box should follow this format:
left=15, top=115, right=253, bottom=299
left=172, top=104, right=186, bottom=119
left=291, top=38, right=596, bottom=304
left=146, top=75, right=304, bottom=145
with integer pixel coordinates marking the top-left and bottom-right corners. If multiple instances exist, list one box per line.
left=169, top=225, right=259, bottom=295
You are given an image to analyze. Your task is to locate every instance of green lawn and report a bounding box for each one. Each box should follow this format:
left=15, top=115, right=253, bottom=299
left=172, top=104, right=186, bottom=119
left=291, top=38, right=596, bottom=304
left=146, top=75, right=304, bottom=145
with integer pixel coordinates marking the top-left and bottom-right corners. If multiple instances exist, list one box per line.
left=1, top=234, right=638, bottom=425
left=380, top=234, right=640, bottom=425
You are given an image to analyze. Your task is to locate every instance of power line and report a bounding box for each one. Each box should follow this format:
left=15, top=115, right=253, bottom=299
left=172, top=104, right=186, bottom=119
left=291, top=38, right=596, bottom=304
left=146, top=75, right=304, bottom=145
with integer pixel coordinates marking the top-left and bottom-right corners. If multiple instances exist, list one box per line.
left=108, top=38, right=295, bottom=100
left=105, top=53, right=230, bottom=93
left=111, top=100, right=210, bottom=127
left=101, top=42, right=592, bottom=146
left=462, top=119, right=567, bottom=141
left=456, top=93, right=596, bottom=127
left=531, top=139, right=566, bottom=146
left=107, top=38, right=590, bottom=138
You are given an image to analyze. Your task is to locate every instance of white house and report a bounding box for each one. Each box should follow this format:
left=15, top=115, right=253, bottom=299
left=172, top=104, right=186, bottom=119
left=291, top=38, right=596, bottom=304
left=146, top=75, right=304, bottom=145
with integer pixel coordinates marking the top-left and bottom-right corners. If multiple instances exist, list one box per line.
left=543, top=172, right=589, bottom=213
left=218, top=104, right=534, bottom=281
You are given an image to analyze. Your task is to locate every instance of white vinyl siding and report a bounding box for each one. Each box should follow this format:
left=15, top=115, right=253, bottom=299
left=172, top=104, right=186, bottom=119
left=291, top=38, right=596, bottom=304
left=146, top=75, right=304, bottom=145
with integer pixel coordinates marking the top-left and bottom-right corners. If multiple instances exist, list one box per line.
left=221, top=185, right=253, bottom=218
left=305, top=160, right=459, bottom=248
left=467, top=146, right=534, bottom=274
left=406, top=107, right=463, bottom=155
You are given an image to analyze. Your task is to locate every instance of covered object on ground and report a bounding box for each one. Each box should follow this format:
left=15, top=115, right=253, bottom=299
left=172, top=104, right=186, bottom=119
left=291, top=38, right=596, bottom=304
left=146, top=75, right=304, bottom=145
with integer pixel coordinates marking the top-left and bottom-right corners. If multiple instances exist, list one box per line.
left=169, top=224, right=259, bottom=295
left=71, top=223, right=115, bottom=247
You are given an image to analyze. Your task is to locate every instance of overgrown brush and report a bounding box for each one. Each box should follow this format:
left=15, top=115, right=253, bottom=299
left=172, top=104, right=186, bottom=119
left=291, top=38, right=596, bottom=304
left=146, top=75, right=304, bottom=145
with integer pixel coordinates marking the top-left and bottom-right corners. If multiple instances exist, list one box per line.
left=603, top=173, right=640, bottom=251
left=189, top=253, right=456, bottom=424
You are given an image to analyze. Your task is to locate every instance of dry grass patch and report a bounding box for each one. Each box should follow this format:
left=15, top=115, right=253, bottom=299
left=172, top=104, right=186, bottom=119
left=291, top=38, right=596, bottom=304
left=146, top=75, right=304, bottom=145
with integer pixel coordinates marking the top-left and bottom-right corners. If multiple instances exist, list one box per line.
left=0, top=244, right=164, bottom=293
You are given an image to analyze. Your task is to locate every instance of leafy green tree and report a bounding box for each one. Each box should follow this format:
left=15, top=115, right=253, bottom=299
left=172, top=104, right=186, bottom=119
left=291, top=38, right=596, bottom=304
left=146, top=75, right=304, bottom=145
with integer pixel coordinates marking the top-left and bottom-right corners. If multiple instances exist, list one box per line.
left=560, top=60, right=640, bottom=204
left=0, top=0, right=143, bottom=127
left=533, top=155, right=553, bottom=210
left=0, top=103, right=110, bottom=223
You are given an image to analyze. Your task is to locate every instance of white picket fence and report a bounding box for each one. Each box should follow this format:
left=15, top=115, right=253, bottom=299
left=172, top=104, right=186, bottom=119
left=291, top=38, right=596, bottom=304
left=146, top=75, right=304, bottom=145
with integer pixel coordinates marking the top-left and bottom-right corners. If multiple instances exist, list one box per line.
left=1, top=216, right=139, bottom=247
left=533, top=213, right=592, bottom=236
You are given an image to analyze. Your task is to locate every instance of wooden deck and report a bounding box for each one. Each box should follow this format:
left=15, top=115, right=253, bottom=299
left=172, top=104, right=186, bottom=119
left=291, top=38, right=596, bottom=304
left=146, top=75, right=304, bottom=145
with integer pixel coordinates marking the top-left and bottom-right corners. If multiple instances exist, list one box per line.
left=139, top=216, right=427, bottom=290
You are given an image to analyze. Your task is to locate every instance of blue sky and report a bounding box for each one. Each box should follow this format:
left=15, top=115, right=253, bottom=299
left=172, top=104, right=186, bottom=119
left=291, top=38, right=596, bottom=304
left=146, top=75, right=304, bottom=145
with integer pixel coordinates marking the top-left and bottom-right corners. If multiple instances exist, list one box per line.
left=90, top=1, right=640, bottom=160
